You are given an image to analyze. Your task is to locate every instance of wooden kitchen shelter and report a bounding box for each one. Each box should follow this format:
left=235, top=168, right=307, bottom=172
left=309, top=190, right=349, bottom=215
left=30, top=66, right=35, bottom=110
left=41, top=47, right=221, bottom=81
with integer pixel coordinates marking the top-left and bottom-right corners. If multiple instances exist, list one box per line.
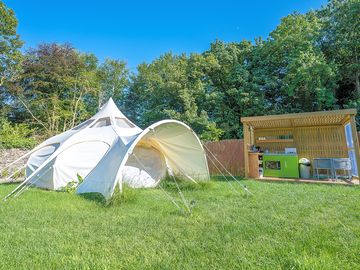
left=241, top=109, right=360, bottom=179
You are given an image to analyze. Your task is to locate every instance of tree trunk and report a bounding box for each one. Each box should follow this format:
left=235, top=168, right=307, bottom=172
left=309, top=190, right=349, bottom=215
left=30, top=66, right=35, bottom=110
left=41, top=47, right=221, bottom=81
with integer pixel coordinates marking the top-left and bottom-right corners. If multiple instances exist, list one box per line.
left=63, top=119, right=67, bottom=132
left=71, top=93, right=83, bottom=128
left=17, top=96, right=49, bottom=133
left=51, top=110, right=55, bottom=135
left=98, top=91, right=102, bottom=110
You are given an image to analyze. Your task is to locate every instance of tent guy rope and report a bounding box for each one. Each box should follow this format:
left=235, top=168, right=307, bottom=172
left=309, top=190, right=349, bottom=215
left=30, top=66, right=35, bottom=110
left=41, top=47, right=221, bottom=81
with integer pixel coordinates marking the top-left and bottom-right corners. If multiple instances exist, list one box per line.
left=13, top=166, right=53, bottom=198
left=206, top=155, right=242, bottom=195
left=2, top=164, right=26, bottom=183
left=3, top=166, right=52, bottom=201
left=203, top=143, right=253, bottom=196
left=0, top=149, right=33, bottom=176
left=132, top=152, right=191, bottom=214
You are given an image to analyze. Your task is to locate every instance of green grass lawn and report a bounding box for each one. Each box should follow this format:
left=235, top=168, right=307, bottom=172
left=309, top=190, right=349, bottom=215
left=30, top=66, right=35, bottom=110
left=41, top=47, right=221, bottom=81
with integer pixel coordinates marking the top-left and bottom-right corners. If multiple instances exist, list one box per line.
left=0, top=179, right=359, bottom=270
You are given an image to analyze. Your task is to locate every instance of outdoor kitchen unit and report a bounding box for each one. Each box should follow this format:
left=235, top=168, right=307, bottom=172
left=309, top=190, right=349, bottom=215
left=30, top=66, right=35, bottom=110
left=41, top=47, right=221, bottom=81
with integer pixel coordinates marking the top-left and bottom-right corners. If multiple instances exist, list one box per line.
left=263, top=153, right=299, bottom=178
left=241, top=109, right=360, bottom=182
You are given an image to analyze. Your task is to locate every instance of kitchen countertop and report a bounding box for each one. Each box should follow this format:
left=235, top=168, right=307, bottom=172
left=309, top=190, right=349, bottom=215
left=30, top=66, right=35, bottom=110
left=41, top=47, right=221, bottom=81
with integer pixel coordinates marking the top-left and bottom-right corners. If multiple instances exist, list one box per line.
left=263, top=153, right=298, bottom=156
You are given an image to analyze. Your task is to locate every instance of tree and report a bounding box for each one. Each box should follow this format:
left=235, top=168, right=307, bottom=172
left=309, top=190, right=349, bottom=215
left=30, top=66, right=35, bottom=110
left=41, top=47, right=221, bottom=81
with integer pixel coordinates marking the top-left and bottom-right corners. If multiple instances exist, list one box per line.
left=127, top=52, right=223, bottom=140
left=98, top=59, right=129, bottom=109
left=0, top=0, right=23, bottom=116
left=2, top=0, right=359, bottom=141
left=14, top=43, right=100, bottom=135
left=320, top=0, right=360, bottom=98
left=203, top=40, right=266, bottom=138
left=252, top=12, right=337, bottom=113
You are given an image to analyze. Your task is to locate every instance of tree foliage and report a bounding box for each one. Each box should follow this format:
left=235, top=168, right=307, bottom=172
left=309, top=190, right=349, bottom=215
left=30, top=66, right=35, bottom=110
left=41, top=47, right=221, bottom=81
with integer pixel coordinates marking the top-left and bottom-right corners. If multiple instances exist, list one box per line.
left=98, top=59, right=129, bottom=109
left=12, top=44, right=97, bottom=135
left=203, top=40, right=266, bottom=138
left=320, top=0, right=360, bottom=98
left=127, top=53, right=223, bottom=140
left=0, top=0, right=359, bottom=143
left=0, top=1, right=23, bottom=116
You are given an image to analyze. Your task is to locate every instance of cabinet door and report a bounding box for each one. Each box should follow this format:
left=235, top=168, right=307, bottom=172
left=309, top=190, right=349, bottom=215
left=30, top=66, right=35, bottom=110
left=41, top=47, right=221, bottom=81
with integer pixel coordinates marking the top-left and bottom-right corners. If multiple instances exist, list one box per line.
left=282, top=156, right=299, bottom=178
left=248, top=154, right=259, bottom=178
left=281, top=157, right=287, bottom=177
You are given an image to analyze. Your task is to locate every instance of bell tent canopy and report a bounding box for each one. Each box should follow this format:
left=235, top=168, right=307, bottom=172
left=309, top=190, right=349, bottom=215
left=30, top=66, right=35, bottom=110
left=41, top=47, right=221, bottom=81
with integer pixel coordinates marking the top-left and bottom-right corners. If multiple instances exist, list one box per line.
left=12, top=98, right=209, bottom=200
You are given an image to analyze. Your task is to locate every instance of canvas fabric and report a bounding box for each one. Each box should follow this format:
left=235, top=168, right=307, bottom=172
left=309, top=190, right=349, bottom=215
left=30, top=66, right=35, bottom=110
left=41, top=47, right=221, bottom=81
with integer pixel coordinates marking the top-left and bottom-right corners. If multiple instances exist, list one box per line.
left=22, top=98, right=209, bottom=199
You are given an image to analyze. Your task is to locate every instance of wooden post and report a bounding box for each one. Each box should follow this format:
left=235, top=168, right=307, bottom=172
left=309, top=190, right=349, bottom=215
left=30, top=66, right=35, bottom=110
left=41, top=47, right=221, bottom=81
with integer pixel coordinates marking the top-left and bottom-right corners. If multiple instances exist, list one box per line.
left=250, top=126, right=254, bottom=145
left=243, top=123, right=250, bottom=178
left=350, top=116, right=360, bottom=178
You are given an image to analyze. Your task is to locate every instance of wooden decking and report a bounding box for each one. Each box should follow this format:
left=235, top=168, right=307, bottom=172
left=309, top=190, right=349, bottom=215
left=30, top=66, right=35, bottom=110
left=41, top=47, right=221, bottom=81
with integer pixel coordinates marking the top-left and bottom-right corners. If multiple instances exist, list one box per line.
left=253, top=176, right=359, bottom=185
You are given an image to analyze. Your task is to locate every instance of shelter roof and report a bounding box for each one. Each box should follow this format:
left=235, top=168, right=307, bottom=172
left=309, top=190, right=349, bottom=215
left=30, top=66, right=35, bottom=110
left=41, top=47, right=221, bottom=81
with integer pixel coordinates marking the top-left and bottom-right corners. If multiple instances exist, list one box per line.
left=240, top=109, right=357, bottom=129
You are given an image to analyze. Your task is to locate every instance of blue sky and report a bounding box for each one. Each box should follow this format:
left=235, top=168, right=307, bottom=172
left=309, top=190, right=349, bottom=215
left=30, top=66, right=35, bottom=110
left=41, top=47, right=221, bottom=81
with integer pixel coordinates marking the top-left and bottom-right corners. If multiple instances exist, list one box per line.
left=6, top=0, right=327, bottom=70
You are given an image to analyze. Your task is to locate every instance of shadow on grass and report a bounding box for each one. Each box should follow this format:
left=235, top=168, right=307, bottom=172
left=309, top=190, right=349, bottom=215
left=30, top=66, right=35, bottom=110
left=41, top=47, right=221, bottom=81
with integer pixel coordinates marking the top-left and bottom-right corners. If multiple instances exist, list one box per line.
left=78, top=192, right=107, bottom=205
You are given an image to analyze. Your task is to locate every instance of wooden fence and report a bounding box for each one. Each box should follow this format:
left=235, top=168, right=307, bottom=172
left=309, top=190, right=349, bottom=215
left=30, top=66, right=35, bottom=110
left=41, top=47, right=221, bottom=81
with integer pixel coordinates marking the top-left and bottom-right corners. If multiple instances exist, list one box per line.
left=203, top=139, right=244, bottom=176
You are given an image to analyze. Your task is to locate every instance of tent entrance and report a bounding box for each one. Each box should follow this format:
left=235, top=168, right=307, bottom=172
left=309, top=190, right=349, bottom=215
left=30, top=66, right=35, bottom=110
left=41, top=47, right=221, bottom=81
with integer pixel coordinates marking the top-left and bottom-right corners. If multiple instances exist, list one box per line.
left=123, top=144, right=167, bottom=188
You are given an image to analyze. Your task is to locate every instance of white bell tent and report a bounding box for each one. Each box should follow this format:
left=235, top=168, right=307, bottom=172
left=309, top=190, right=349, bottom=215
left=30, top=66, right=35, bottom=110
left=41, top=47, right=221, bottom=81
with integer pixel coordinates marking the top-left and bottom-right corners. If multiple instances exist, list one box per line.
left=7, top=98, right=210, bottom=200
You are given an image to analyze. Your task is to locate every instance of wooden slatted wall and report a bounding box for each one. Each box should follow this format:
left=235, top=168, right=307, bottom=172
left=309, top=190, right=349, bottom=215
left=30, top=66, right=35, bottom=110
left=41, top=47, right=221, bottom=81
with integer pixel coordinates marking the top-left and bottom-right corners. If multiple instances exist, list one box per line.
left=254, top=126, right=348, bottom=163
left=203, top=139, right=244, bottom=176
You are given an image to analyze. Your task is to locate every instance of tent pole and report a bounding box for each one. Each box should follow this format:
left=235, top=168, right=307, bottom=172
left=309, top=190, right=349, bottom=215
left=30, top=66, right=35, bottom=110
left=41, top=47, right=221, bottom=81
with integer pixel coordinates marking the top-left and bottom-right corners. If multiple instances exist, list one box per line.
left=2, top=164, right=26, bottom=183
left=13, top=166, right=52, bottom=198
left=0, top=149, right=34, bottom=175
left=3, top=179, right=28, bottom=201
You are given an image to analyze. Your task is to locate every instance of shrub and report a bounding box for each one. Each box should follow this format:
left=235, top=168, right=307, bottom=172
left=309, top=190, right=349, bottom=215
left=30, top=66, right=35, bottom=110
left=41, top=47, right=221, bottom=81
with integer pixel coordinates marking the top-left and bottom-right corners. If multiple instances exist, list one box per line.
left=63, top=174, right=84, bottom=193
left=0, top=118, right=37, bottom=149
